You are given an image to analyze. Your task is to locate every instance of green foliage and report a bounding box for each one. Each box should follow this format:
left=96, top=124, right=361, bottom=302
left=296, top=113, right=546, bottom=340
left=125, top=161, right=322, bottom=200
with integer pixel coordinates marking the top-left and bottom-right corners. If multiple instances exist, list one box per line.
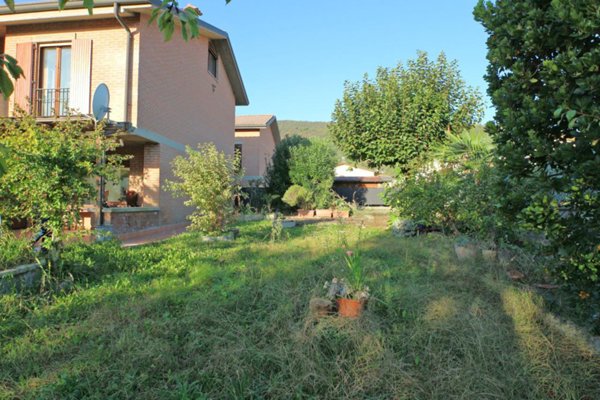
left=474, top=0, right=600, bottom=290
left=288, top=138, right=338, bottom=208
left=0, top=114, right=122, bottom=243
left=386, top=129, right=500, bottom=240
left=265, top=134, right=310, bottom=208
left=0, top=228, right=34, bottom=271
left=330, top=51, right=484, bottom=170
left=0, top=144, right=8, bottom=178
left=167, top=143, right=241, bottom=235
left=282, top=184, right=313, bottom=209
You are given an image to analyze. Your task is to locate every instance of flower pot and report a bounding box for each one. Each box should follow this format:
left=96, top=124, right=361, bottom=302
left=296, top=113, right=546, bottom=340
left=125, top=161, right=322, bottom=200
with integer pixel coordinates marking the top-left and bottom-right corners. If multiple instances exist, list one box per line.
left=481, top=249, right=497, bottom=262
left=315, top=209, right=333, bottom=218
left=337, top=298, right=364, bottom=318
left=297, top=209, right=315, bottom=218
left=454, top=243, right=478, bottom=261
left=333, top=210, right=350, bottom=219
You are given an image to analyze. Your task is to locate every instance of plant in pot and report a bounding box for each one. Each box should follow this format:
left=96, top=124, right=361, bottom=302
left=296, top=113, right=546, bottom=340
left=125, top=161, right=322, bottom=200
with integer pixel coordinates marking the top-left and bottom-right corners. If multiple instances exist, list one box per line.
left=454, top=235, right=478, bottom=261
left=324, top=249, right=370, bottom=318
left=282, top=185, right=315, bottom=217
left=331, top=193, right=352, bottom=219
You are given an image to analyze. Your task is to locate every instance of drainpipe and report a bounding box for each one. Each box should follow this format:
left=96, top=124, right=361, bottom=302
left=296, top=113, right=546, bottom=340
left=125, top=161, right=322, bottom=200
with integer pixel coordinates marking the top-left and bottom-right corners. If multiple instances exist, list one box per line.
left=114, top=2, right=132, bottom=124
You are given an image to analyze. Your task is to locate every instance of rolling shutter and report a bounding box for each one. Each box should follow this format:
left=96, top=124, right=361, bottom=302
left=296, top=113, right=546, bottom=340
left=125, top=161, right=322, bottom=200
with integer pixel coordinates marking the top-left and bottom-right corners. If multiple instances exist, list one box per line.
left=69, top=38, right=92, bottom=114
left=14, top=42, right=34, bottom=114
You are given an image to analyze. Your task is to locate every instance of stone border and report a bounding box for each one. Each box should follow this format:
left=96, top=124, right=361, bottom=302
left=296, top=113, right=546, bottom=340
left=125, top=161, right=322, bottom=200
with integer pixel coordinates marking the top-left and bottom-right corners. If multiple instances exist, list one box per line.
left=0, top=263, right=41, bottom=295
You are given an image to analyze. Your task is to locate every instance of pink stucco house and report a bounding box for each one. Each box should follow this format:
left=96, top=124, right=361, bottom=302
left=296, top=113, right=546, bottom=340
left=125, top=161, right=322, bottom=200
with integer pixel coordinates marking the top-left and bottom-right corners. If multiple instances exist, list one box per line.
left=234, top=115, right=280, bottom=184
left=0, top=0, right=249, bottom=233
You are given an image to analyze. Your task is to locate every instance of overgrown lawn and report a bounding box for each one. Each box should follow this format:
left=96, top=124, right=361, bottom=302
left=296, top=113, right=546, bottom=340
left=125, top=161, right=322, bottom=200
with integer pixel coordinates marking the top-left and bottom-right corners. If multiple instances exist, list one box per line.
left=1, top=220, right=598, bottom=399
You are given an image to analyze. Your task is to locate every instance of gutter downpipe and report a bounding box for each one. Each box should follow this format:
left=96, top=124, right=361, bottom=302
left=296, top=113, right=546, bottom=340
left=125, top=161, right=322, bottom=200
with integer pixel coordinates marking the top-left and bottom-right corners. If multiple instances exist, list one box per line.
left=113, top=2, right=132, bottom=125
left=98, top=3, right=131, bottom=228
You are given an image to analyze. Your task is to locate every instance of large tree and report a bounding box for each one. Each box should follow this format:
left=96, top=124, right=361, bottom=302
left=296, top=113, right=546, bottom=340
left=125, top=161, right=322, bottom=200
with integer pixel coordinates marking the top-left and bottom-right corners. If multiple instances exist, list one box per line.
left=474, top=1, right=600, bottom=290
left=330, top=51, right=484, bottom=171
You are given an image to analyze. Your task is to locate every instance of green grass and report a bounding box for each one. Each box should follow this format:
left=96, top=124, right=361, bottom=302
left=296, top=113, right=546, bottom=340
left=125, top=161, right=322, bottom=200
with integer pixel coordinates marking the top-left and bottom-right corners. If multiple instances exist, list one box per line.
left=1, top=220, right=599, bottom=399
left=0, top=230, right=35, bottom=271
left=278, top=120, right=329, bottom=140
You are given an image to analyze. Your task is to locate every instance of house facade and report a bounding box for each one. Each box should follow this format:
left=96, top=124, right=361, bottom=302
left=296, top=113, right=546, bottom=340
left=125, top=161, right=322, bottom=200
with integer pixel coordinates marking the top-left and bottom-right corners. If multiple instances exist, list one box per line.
left=0, top=0, right=248, bottom=232
left=234, top=115, right=280, bottom=184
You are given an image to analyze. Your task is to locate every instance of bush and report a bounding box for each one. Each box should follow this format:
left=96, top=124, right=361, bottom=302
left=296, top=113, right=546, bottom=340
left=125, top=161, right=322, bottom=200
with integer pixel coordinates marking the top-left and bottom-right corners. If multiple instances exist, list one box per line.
left=475, top=0, right=600, bottom=294
left=0, top=229, right=34, bottom=271
left=282, top=185, right=313, bottom=209
left=288, top=138, right=338, bottom=209
left=167, top=143, right=241, bottom=235
left=264, top=135, right=309, bottom=208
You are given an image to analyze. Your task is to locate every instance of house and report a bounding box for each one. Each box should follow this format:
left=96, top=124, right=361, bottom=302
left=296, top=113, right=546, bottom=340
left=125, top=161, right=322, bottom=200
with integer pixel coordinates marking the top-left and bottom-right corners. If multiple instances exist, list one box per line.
left=0, top=0, right=249, bottom=233
left=234, top=114, right=280, bottom=184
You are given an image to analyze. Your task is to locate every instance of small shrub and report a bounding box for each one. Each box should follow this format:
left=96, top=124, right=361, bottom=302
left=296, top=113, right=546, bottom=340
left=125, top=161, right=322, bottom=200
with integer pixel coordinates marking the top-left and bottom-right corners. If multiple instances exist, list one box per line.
left=282, top=184, right=313, bottom=209
left=264, top=135, right=309, bottom=208
left=288, top=138, right=338, bottom=209
left=167, top=143, right=242, bottom=235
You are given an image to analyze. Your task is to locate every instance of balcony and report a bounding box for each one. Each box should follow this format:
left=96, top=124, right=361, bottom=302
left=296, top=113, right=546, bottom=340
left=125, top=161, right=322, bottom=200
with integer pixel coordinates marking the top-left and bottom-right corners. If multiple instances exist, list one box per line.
left=34, top=88, right=70, bottom=118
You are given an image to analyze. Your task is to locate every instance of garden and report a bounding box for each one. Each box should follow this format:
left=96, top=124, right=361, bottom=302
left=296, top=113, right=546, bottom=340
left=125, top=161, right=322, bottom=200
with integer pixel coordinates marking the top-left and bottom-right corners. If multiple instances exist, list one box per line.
left=1, top=0, right=600, bottom=398
left=1, top=219, right=599, bottom=399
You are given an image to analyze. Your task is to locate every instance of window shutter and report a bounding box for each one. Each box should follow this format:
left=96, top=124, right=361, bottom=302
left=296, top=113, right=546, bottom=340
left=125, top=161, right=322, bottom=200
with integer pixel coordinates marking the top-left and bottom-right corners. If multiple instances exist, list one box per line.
left=14, top=42, right=34, bottom=114
left=69, top=38, right=92, bottom=114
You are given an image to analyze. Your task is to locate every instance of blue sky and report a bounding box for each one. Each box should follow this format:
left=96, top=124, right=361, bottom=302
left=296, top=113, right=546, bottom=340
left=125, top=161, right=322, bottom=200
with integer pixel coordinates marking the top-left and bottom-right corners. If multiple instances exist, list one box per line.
left=196, top=0, right=493, bottom=122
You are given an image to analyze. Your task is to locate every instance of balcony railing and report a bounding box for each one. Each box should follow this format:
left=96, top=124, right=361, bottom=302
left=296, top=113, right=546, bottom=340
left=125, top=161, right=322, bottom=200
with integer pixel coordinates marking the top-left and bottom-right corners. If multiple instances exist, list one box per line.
left=35, top=88, right=70, bottom=118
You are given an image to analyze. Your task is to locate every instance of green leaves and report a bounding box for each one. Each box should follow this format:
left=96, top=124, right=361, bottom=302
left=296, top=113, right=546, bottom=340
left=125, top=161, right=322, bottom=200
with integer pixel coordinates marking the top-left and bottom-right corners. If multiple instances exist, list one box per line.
left=330, top=51, right=483, bottom=170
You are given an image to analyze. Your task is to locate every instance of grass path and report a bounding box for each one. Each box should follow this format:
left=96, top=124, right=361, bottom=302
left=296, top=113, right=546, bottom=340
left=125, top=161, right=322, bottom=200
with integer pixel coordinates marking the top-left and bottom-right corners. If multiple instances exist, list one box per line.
left=1, top=220, right=599, bottom=399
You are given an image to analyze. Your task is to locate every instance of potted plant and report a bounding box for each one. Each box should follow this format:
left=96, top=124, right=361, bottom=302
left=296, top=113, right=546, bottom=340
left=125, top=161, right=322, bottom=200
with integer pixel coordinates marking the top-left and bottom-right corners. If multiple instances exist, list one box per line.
left=282, top=185, right=315, bottom=218
left=324, top=249, right=370, bottom=318
left=454, top=235, right=478, bottom=260
left=331, top=194, right=352, bottom=218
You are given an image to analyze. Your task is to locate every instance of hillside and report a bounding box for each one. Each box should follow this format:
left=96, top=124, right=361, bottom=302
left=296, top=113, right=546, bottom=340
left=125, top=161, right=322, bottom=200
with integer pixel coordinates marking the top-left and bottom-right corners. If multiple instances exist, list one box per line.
left=278, top=120, right=329, bottom=139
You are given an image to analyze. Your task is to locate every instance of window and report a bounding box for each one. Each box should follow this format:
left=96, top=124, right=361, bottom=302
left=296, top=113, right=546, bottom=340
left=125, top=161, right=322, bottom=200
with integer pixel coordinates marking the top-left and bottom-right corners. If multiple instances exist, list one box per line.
left=208, top=42, right=218, bottom=77
left=38, top=45, right=71, bottom=117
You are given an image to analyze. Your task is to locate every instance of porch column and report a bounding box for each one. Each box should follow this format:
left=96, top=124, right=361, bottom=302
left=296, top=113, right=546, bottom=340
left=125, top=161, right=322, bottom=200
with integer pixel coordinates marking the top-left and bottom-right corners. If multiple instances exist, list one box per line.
left=143, top=143, right=160, bottom=207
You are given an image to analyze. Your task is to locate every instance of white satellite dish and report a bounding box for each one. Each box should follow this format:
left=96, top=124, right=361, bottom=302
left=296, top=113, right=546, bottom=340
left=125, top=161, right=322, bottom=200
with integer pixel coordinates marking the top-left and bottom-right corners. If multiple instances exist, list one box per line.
left=92, top=83, right=110, bottom=122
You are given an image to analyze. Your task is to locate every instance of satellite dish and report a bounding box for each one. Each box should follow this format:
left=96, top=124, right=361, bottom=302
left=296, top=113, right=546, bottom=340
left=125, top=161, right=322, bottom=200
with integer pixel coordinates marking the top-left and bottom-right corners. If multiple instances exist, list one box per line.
left=92, top=83, right=110, bottom=121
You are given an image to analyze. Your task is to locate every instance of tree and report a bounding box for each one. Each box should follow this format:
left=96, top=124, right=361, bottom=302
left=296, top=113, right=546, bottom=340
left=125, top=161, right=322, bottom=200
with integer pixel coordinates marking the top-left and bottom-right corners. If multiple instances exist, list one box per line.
left=0, top=113, right=123, bottom=264
left=264, top=134, right=309, bottom=206
left=0, top=0, right=231, bottom=98
left=167, top=143, right=241, bottom=235
left=474, top=1, right=600, bottom=290
left=330, top=51, right=484, bottom=171
left=288, top=138, right=338, bottom=208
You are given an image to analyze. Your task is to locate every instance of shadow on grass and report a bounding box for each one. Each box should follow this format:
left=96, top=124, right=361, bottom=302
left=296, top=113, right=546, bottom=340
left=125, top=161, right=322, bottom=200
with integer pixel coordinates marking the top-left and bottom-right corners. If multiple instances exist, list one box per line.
left=1, top=221, right=599, bottom=399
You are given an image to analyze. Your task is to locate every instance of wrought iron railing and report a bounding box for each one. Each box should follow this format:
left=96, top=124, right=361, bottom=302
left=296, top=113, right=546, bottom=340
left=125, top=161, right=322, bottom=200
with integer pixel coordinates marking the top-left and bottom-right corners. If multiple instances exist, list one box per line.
left=35, top=88, right=70, bottom=117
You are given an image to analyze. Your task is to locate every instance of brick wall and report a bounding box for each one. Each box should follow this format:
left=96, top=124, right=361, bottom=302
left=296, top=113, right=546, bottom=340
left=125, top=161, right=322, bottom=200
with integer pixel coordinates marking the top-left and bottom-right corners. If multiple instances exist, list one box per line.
left=3, top=17, right=140, bottom=122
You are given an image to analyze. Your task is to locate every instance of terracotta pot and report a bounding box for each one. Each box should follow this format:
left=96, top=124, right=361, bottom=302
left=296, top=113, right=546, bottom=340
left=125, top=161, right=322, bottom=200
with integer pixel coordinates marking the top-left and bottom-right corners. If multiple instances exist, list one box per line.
left=337, top=298, right=364, bottom=318
left=297, top=209, right=315, bottom=218
left=333, top=210, right=350, bottom=219
left=315, top=209, right=333, bottom=218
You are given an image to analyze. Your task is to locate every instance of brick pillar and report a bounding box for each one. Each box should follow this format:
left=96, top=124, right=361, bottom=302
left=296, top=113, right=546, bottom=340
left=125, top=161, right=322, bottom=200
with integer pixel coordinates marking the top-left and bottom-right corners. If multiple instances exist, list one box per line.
left=143, top=143, right=160, bottom=207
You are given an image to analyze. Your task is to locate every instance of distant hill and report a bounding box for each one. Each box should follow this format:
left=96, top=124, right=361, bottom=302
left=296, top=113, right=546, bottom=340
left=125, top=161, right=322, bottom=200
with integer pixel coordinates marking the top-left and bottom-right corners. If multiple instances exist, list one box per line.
left=278, top=120, right=329, bottom=139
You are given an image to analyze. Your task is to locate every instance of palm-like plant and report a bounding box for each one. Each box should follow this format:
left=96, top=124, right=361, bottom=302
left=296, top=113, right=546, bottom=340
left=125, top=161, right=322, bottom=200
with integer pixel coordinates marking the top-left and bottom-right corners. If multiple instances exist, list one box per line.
left=432, top=127, right=495, bottom=169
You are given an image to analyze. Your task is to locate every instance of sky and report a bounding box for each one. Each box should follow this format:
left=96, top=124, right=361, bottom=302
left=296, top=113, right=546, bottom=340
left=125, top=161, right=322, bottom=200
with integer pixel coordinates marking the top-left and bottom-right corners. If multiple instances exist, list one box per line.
left=194, top=0, right=494, bottom=123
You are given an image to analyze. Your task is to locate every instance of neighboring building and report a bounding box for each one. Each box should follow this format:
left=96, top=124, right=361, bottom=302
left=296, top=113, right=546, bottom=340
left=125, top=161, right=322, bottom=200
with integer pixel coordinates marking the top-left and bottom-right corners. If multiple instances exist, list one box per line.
left=234, top=115, right=280, bottom=184
left=333, top=164, right=391, bottom=206
left=0, top=0, right=248, bottom=232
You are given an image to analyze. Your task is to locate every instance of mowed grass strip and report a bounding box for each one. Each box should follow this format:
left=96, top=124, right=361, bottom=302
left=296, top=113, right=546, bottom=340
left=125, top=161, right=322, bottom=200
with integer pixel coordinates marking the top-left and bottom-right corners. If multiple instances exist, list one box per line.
left=1, top=221, right=599, bottom=399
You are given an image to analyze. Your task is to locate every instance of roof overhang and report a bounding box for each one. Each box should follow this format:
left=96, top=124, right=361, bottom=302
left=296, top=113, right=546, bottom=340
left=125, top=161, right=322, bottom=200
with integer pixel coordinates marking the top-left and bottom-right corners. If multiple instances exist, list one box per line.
left=0, top=0, right=249, bottom=106
left=235, top=115, right=280, bottom=144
